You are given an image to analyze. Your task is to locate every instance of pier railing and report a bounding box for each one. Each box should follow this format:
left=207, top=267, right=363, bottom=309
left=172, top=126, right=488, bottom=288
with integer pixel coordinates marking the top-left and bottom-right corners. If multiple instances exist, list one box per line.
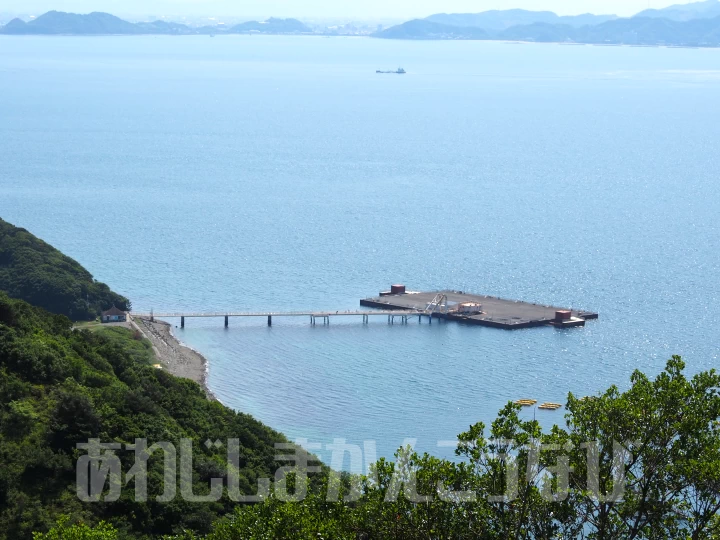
left=131, top=309, right=426, bottom=328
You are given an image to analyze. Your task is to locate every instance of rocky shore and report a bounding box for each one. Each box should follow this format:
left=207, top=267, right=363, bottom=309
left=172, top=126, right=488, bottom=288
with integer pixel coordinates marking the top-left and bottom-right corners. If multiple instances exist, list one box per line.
left=132, top=316, right=214, bottom=399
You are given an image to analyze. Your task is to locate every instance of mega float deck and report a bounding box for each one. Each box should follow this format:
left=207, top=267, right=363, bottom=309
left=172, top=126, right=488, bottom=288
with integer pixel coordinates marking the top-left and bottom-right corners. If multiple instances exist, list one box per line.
left=360, top=288, right=598, bottom=330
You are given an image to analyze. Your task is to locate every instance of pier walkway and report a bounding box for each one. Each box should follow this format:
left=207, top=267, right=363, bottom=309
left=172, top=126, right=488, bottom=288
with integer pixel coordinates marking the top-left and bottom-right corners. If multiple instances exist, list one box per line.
left=131, top=310, right=424, bottom=328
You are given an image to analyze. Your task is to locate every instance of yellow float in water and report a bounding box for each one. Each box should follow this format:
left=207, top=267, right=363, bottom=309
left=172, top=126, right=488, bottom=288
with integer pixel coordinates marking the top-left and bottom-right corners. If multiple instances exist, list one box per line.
left=514, top=399, right=537, bottom=406
left=538, top=402, right=562, bottom=410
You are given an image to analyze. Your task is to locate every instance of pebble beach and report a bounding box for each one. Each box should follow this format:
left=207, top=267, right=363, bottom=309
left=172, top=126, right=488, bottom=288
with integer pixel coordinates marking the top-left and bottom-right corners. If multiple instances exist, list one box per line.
left=132, top=316, right=214, bottom=399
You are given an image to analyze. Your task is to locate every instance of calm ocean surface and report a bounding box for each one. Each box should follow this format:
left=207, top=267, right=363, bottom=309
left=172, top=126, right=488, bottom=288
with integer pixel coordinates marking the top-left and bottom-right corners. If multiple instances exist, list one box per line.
left=1, top=35, right=719, bottom=465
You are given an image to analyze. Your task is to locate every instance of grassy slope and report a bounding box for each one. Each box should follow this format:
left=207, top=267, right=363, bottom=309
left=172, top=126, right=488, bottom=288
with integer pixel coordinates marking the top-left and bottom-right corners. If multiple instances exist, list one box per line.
left=91, top=327, right=155, bottom=366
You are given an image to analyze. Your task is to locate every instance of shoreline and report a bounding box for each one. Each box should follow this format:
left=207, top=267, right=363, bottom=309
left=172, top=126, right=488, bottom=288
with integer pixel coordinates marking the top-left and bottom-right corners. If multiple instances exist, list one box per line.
left=132, top=316, right=216, bottom=400
left=0, top=34, right=715, bottom=50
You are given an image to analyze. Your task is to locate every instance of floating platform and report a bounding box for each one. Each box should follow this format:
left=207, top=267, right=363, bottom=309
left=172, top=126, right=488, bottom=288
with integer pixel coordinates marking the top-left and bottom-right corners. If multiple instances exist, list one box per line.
left=360, top=289, right=597, bottom=330
left=515, top=399, right=538, bottom=407
left=538, top=402, right=563, bottom=410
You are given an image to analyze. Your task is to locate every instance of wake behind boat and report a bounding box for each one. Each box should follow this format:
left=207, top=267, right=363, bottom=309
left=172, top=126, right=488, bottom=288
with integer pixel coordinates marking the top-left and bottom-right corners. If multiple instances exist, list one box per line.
left=376, top=67, right=406, bottom=74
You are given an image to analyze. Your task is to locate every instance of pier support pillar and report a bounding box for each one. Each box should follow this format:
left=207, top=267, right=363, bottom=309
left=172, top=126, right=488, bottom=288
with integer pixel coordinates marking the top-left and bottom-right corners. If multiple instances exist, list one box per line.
left=181, top=316, right=185, bottom=329
left=268, top=315, right=272, bottom=327
left=225, top=316, right=229, bottom=328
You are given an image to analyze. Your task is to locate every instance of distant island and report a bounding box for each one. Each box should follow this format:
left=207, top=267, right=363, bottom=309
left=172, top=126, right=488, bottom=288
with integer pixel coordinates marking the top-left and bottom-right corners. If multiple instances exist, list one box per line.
left=2, top=1, right=720, bottom=46
left=423, top=10, right=618, bottom=31
left=0, top=10, right=313, bottom=35
left=374, top=0, right=720, bottom=46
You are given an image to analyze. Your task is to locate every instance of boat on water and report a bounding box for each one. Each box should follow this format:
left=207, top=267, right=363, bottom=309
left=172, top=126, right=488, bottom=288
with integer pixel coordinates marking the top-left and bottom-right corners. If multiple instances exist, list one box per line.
left=376, top=68, right=406, bottom=74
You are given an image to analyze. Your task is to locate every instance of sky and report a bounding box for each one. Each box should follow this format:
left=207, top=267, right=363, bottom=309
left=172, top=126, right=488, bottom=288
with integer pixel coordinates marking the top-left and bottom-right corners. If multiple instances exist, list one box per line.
left=0, top=0, right=706, bottom=20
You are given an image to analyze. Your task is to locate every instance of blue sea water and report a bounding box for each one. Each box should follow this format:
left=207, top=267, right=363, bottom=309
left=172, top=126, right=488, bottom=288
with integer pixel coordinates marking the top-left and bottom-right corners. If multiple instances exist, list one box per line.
left=1, top=35, right=719, bottom=466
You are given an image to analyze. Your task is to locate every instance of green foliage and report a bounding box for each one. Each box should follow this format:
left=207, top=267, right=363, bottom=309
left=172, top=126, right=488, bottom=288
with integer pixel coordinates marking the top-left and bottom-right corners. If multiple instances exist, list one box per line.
left=158, top=356, right=720, bottom=540
left=6, top=297, right=718, bottom=540
left=5, top=399, right=39, bottom=436
left=0, top=218, right=130, bottom=320
left=92, top=328, right=154, bottom=366
left=33, top=516, right=118, bottom=540
left=0, top=293, right=295, bottom=539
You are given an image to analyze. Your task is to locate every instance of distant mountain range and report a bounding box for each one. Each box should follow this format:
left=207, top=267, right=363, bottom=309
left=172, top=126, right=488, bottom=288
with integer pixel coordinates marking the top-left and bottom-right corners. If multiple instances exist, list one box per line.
left=374, top=0, right=720, bottom=46
left=499, top=16, right=720, bottom=45
left=635, top=0, right=720, bottom=21
left=0, top=10, right=312, bottom=35
left=375, top=16, right=720, bottom=46
left=3, top=2, right=720, bottom=46
left=424, top=10, right=617, bottom=31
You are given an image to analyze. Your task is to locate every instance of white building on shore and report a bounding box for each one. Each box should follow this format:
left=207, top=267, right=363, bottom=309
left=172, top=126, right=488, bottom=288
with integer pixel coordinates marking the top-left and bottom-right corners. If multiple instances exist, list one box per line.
left=101, top=306, right=127, bottom=323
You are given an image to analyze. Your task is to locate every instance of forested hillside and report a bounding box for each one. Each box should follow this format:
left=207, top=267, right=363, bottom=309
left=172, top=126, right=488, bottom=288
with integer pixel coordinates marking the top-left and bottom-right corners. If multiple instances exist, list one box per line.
left=31, top=355, right=720, bottom=539
left=0, top=292, right=314, bottom=539
left=0, top=218, right=130, bottom=320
